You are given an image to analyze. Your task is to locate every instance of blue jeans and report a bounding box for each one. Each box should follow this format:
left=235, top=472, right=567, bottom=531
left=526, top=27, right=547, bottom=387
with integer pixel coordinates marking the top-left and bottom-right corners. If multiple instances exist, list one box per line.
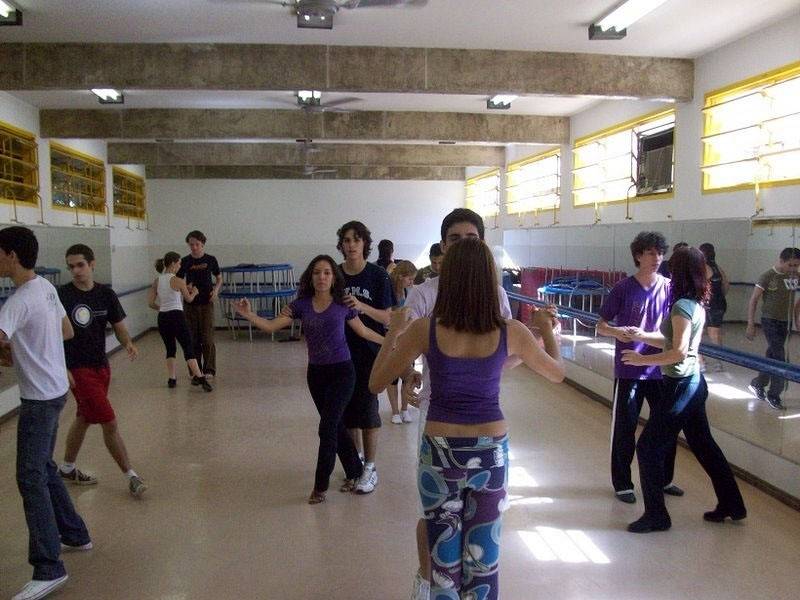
left=752, top=317, right=788, bottom=397
left=17, top=395, right=91, bottom=580
left=637, top=374, right=745, bottom=520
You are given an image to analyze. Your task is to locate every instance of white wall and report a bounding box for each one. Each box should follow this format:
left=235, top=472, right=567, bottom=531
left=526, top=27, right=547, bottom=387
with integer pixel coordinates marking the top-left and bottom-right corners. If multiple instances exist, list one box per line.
left=147, top=178, right=464, bottom=270
left=499, top=13, right=800, bottom=232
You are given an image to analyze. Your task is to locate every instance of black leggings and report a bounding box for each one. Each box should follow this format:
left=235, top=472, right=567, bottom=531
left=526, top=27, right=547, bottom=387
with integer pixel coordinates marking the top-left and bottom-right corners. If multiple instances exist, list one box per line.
left=158, top=310, right=196, bottom=360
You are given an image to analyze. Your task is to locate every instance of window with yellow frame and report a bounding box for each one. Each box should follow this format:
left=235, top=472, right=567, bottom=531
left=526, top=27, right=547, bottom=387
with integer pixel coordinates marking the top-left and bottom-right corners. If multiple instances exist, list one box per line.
left=465, top=169, right=500, bottom=218
left=112, top=167, right=146, bottom=219
left=701, top=61, right=800, bottom=193
left=0, top=121, right=39, bottom=207
left=506, top=148, right=560, bottom=215
left=572, top=109, right=675, bottom=207
left=50, top=143, right=106, bottom=214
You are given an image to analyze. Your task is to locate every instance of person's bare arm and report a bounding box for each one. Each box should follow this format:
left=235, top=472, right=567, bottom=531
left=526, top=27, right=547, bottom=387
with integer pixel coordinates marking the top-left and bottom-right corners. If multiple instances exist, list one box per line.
left=112, top=321, right=138, bottom=360
left=62, top=316, right=74, bottom=341
left=234, top=298, right=293, bottom=334
left=746, top=286, right=764, bottom=341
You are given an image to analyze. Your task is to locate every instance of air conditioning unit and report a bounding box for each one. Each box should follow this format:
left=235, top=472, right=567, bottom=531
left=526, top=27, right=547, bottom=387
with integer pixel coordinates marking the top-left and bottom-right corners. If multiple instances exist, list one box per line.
left=636, top=128, right=674, bottom=195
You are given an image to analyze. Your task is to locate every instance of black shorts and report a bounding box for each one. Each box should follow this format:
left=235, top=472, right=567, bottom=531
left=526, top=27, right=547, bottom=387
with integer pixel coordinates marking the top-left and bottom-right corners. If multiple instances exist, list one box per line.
left=705, top=307, right=725, bottom=328
left=343, top=345, right=381, bottom=429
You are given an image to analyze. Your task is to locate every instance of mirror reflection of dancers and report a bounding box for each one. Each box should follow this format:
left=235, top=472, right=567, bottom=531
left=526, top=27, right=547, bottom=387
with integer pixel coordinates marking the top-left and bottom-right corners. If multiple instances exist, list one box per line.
left=622, top=247, right=746, bottom=533
left=370, top=238, right=564, bottom=599
left=235, top=255, right=383, bottom=505
left=148, top=253, right=213, bottom=392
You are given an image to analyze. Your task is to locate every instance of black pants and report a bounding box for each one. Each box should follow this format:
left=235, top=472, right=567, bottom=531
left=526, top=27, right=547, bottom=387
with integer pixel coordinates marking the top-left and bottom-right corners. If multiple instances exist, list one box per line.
left=611, top=378, right=677, bottom=493
left=307, top=361, right=363, bottom=492
left=158, top=310, right=195, bottom=360
left=638, top=373, right=745, bottom=519
left=752, top=317, right=788, bottom=397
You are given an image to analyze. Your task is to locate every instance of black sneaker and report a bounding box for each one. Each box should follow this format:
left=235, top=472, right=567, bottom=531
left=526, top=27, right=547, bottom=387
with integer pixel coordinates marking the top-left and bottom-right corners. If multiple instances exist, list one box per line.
left=616, top=491, right=636, bottom=504
left=168, top=378, right=177, bottom=388
left=193, top=376, right=213, bottom=392
left=663, top=483, right=685, bottom=497
left=766, top=395, right=785, bottom=410
left=747, top=383, right=766, bottom=402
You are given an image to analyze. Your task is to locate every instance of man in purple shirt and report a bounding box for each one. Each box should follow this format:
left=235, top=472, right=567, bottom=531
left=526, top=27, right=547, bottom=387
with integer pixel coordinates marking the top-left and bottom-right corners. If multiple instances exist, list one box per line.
left=598, top=231, right=683, bottom=504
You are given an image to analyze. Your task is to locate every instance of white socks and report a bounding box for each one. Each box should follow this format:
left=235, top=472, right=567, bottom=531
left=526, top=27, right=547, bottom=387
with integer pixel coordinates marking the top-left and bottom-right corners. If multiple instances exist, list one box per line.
left=125, top=469, right=138, bottom=479
left=60, top=463, right=76, bottom=473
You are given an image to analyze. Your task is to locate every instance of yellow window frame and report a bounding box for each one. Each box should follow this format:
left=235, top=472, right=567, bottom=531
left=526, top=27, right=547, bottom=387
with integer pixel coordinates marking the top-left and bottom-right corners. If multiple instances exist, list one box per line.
left=465, top=168, right=501, bottom=218
left=701, top=60, right=800, bottom=194
left=506, top=148, right=560, bottom=215
left=112, top=167, right=146, bottom=220
left=50, top=143, right=106, bottom=215
left=572, top=108, right=675, bottom=208
left=0, top=120, right=39, bottom=207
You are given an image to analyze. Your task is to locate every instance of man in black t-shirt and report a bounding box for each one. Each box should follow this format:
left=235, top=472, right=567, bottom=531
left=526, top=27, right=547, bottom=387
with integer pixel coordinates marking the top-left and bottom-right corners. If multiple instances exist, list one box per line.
left=177, top=230, right=222, bottom=377
left=56, top=244, right=147, bottom=497
left=337, top=221, right=394, bottom=495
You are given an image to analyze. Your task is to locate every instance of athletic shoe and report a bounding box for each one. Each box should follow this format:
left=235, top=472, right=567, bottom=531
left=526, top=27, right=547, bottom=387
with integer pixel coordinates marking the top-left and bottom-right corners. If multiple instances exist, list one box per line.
left=391, top=414, right=403, bottom=424
left=60, top=467, right=97, bottom=486
left=129, top=476, right=148, bottom=497
left=167, top=378, right=177, bottom=388
left=355, top=464, right=378, bottom=494
left=766, top=395, right=785, bottom=410
left=410, top=571, right=430, bottom=600
left=12, top=575, right=68, bottom=600
left=663, top=483, right=685, bottom=496
left=192, top=376, right=213, bottom=392
left=615, top=490, right=636, bottom=504
left=61, top=541, right=93, bottom=552
left=748, top=383, right=766, bottom=402
left=401, top=410, right=413, bottom=423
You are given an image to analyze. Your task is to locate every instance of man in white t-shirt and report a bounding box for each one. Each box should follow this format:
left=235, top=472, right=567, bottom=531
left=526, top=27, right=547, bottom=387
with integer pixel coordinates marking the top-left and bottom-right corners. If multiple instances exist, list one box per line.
left=0, top=227, right=92, bottom=600
left=404, top=209, right=514, bottom=600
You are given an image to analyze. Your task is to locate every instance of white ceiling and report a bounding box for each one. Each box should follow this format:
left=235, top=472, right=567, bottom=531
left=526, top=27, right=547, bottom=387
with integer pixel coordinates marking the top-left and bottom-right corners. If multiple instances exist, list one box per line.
left=4, top=0, right=799, bottom=58
left=10, top=89, right=601, bottom=115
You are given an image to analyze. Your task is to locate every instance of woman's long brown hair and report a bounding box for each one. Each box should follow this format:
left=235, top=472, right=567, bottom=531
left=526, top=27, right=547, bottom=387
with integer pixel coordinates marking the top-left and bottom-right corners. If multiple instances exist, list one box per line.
left=433, top=237, right=504, bottom=334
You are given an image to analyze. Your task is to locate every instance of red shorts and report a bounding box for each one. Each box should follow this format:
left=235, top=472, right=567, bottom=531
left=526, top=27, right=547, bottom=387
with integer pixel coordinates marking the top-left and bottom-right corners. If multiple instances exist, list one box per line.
left=70, top=366, right=115, bottom=424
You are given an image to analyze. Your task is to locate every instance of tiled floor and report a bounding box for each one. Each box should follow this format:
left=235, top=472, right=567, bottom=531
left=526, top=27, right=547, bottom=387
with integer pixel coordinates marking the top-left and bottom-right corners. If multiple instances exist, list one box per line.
left=1, top=332, right=799, bottom=600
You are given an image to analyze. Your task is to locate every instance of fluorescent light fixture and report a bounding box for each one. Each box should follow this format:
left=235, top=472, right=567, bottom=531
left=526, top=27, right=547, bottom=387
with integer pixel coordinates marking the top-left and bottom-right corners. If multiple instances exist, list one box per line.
left=297, top=4, right=335, bottom=29
left=297, top=90, right=322, bottom=107
left=589, top=0, right=669, bottom=40
left=487, top=95, right=518, bottom=110
left=91, top=88, right=124, bottom=104
left=0, top=0, right=22, bottom=26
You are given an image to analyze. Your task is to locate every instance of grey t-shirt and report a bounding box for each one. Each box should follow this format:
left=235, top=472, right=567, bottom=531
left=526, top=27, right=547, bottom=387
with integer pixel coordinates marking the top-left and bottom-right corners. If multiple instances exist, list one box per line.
left=660, top=298, right=705, bottom=378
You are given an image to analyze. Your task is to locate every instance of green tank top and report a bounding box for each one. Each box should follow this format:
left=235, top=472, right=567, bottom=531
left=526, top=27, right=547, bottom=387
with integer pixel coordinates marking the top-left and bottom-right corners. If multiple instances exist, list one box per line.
left=660, top=298, right=705, bottom=378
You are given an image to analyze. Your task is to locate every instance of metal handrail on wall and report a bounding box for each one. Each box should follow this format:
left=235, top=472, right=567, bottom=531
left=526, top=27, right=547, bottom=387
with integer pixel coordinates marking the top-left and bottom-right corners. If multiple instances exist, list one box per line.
left=505, top=289, right=800, bottom=384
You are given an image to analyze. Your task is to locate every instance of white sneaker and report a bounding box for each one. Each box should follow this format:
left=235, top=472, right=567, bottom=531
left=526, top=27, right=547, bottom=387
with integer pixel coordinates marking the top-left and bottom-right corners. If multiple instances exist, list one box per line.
left=411, top=571, right=430, bottom=600
left=61, top=541, right=93, bottom=551
left=401, top=410, right=413, bottom=423
left=355, top=464, right=378, bottom=494
left=13, top=575, right=68, bottom=600
left=391, top=413, right=403, bottom=424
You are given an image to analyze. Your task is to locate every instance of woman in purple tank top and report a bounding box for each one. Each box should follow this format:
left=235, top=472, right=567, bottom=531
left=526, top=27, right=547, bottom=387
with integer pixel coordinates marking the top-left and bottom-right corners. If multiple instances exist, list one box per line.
left=235, top=255, right=383, bottom=505
left=370, top=238, right=564, bottom=600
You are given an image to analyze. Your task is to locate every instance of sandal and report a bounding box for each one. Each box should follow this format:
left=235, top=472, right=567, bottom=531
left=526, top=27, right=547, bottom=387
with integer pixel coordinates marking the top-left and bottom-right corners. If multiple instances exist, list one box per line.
left=339, top=479, right=357, bottom=493
left=308, top=490, right=326, bottom=504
